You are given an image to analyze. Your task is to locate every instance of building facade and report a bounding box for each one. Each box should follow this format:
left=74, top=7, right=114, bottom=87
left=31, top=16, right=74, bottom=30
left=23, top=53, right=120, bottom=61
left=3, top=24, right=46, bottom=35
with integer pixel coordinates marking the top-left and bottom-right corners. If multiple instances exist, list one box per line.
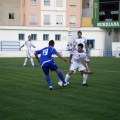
left=0, top=0, right=120, bottom=57
left=0, top=0, right=82, bottom=27
left=0, top=0, right=22, bottom=26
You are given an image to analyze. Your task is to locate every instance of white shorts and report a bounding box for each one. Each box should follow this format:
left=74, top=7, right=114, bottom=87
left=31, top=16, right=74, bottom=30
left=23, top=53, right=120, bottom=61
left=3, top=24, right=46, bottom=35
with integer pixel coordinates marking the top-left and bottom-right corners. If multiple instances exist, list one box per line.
left=70, top=63, right=86, bottom=72
left=26, top=50, right=32, bottom=58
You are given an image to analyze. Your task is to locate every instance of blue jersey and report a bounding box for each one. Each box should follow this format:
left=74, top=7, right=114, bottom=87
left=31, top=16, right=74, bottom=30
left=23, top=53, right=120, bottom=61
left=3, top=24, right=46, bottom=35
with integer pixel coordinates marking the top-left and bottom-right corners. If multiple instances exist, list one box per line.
left=35, top=46, right=58, bottom=66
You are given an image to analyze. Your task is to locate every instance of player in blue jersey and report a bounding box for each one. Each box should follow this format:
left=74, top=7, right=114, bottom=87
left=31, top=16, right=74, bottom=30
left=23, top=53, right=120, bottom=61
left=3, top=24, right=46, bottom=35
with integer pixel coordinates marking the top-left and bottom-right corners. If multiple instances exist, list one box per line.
left=34, top=40, right=67, bottom=90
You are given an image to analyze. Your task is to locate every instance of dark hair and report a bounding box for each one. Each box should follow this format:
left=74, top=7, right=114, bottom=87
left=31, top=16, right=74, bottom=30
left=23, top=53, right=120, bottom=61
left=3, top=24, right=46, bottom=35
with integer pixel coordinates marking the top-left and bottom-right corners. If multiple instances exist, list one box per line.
left=49, top=40, right=55, bottom=46
left=28, top=35, right=31, bottom=37
left=78, top=43, right=83, bottom=48
left=77, top=31, right=82, bottom=34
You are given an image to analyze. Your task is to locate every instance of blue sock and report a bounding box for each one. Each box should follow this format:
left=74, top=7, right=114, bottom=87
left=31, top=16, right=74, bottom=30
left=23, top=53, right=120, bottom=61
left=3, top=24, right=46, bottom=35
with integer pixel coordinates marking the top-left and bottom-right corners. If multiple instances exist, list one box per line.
left=46, top=76, right=52, bottom=87
left=57, top=72, right=66, bottom=84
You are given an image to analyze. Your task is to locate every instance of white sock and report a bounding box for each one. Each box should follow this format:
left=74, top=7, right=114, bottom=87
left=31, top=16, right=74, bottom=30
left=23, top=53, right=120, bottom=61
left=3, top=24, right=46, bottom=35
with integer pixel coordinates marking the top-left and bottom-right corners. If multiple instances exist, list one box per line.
left=23, top=58, right=28, bottom=66
left=30, top=58, right=34, bottom=66
left=83, top=74, right=88, bottom=84
left=65, top=74, right=70, bottom=82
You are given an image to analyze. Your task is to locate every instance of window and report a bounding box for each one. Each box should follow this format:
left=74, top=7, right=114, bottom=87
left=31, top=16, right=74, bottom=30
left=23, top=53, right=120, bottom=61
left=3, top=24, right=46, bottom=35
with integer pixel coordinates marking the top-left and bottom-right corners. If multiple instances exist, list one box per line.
left=44, top=15, right=51, bottom=25
left=30, top=0, right=36, bottom=5
left=43, top=34, right=49, bottom=41
left=19, top=34, right=25, bottom=40
left=31, top=34, right=37, bottom=40
left=44, top=0, right=50, bottom=6
left=30, top=15, right=37, bottom=24
left=70, top=0, right=76, bottom=6
left=56, top=15, right=63, bottom=25
left=70, top=16, right=76, bottom=25
left=9, top=13, right=14, bottom=19
left=87, top=40, right=95, bottom=49
left=56, top=0, right=63, bottom=7
left=55, top=34, right=61, bottom=41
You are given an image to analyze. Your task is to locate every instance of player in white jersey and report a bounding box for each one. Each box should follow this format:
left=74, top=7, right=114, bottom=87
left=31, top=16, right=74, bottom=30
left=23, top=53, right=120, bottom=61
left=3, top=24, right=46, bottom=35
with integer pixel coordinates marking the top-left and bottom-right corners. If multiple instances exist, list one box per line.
left=19, top=35, right=36, bottom=67
left=73, top=31, right=92, bottom=74
left=64, top=43, right=88, bottom=86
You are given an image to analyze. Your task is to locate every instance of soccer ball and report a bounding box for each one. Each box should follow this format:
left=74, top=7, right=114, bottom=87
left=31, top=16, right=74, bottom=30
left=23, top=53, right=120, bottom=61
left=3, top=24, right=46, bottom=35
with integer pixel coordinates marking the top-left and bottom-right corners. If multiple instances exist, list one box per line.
left=58, top=80, right=63, bottom=87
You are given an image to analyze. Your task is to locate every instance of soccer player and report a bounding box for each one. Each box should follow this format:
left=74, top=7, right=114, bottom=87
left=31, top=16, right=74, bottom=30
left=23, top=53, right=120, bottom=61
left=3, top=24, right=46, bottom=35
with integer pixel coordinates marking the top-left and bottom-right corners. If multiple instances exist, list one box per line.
left=73, top=31, right=92, bottom=74
left=34, top=40, right=67, bottom=90
left=65, top=43, right=88, bottom=86
left=19, top=35, right=36, bottom=67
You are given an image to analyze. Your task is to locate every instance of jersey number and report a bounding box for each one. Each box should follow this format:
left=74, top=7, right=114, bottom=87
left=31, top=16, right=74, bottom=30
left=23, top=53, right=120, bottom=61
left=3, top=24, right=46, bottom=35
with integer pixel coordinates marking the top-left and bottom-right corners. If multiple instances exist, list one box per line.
left=43, top=49, right=48, bottom=55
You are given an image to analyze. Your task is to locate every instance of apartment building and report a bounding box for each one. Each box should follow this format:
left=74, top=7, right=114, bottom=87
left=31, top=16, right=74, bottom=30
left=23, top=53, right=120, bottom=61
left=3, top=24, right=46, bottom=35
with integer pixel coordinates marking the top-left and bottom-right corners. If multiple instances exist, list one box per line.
left=0, top=0, right=22, bottom=26
left=22, top=0, right=82, bottom=27
left=0, top=0, right=82, bottom=27
left=0, top=0, right=83, bottom=51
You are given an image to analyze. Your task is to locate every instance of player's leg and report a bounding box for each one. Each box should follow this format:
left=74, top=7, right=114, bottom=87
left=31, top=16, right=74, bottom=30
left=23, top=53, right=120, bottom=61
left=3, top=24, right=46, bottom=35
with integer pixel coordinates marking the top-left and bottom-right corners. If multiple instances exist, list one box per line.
left=48, top=61, right=67, bottom=86
left=23, top=50, right=29, bottom=67
left=55, top=69, right=67, bottom=86
left=30, top=56, right=36, bottom=67
left=65, top=64, right=77, bottom=84
left=86, top=55, right=92, bottom=74
left=42, top=66, right=53, bottom=90
left=82, top=70, right=88, bottom=86
left=86, top=62, right=93, bottom=74
left=23, top=57, right=28, bottom=67
left=65, top=70, right=74, bottom=84
left=78, top=64, right=88, bottom=86
left=29, top=51, right=35, bottom=67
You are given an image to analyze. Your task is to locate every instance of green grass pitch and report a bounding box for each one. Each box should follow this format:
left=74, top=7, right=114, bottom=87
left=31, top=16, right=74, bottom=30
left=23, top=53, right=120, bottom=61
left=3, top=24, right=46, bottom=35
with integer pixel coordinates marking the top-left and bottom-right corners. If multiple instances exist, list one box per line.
left=0, top=57, right=120, bottom=120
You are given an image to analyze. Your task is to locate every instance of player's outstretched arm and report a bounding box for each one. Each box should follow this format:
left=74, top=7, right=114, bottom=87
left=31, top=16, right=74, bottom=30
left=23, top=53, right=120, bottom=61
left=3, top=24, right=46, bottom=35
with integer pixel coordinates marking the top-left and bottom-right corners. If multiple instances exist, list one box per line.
left=56, top=53, right=67, bottom=62
left=34, top=52, right=40, bottom=63
left=32, top=45, right=36, bottom=48
left=19, top=45, right=24, bottom=51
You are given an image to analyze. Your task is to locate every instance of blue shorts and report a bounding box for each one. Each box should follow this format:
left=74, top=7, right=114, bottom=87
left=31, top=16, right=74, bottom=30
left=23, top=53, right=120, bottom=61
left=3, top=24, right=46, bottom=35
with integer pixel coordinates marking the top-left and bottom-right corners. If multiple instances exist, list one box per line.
left=42, top=61, right=58, bottom=75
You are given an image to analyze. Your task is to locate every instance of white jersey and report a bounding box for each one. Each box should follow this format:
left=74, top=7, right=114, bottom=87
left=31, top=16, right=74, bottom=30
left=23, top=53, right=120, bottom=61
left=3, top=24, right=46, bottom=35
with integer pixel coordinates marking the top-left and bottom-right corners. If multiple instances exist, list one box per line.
left=24, top=40, right=34, bottom=58
left=71, top=50, right=86, bottom=65
left=24, top=40, right=33, bottom=51
left=73, top=37, right=87, bottom=51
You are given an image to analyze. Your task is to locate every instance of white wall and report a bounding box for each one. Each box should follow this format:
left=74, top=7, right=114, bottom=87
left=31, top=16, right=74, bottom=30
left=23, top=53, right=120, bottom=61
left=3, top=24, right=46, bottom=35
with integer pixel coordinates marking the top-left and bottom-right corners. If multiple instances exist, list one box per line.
left=112, top=42, right=120, bottom=51
left=0, top=26, right=112, bottom=57
left=112, top=42, right=120, bottom=57
left=0, top=50, right=71, bottom=58
left=0, top=26, right=69, bottom=51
